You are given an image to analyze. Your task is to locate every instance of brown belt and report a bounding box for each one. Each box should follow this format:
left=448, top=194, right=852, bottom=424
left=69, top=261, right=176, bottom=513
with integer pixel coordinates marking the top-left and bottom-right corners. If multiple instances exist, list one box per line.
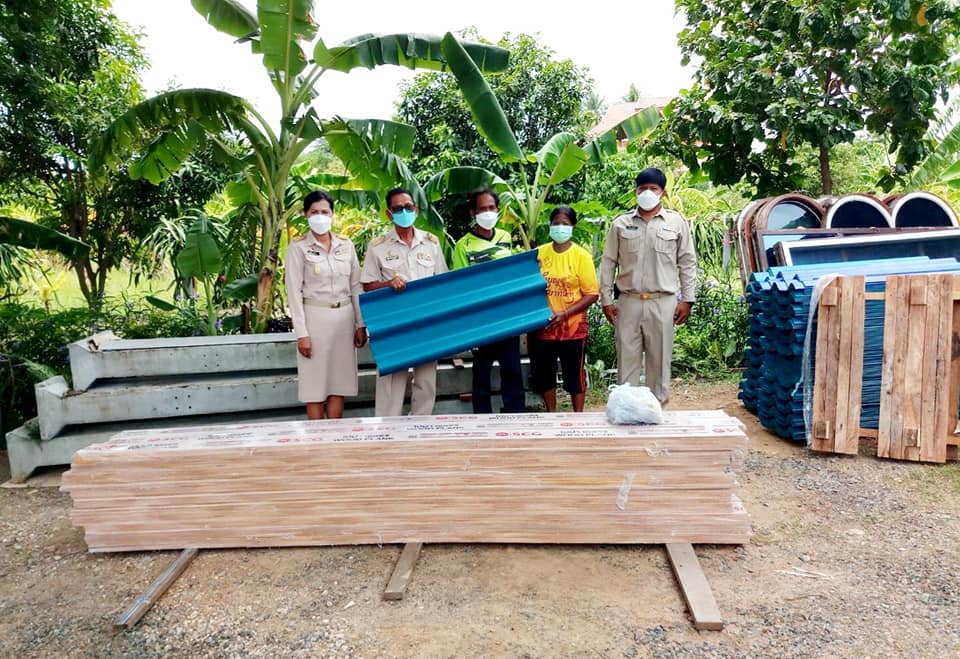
left=622, top=290, right=671, bottom=300
left=303, top=298, right=350, bottom=309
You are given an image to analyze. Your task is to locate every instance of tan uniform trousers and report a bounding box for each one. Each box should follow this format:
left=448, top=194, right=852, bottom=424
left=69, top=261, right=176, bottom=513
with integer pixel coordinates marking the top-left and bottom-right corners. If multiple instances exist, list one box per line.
left=374, top=361, right=437, bottom=417
left=615, top=294, right=677, bottom=405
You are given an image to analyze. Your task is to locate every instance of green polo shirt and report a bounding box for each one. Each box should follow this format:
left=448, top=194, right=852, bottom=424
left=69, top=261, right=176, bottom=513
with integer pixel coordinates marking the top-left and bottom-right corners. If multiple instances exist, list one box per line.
left=451, top=227, right=514, bottom=269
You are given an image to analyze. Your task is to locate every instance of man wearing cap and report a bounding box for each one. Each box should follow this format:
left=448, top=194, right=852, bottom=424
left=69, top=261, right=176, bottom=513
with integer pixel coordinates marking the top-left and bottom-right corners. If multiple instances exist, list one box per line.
left=599, top=167, right=697, bottom=405
left=450, top=188, right=525, bottom=413
left=361, top=187, right=449, bottom=416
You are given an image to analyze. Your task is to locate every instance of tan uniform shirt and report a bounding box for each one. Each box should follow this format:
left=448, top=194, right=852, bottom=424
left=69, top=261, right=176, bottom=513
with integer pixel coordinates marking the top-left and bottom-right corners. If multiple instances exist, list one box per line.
left=285, top=232, right=364, bottom=339
left=599, top=208, right=698, bottom=306
left=361, top=227, right=448, bottom=284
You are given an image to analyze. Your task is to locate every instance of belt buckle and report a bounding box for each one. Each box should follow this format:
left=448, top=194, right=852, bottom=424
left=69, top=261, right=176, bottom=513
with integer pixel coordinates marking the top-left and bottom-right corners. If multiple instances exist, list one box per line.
left=330, top=301, right=341, bottom=308
left=639, top=292, right=653, bottom=300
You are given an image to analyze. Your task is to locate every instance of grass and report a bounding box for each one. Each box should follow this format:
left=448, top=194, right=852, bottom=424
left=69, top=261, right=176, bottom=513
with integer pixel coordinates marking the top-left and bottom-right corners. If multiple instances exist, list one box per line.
left=11, top=264, right=180, bottom=311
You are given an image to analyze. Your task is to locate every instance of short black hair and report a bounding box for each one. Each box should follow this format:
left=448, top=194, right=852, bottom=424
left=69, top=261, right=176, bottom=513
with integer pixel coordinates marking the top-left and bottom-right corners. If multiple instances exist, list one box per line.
left=468, top=188, right=499, bottom=212
left=303, top=190, right=334, bottom=214
left=635, top=167, right=667, bottom=189
left=385, top=187, right=414, bottom=209
left=549, top=205, right=578, bottom=225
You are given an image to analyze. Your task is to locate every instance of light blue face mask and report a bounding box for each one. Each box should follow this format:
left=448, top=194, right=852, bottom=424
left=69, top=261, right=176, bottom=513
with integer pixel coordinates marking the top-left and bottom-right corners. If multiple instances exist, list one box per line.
left=549, top=224, right=573, bottom=243
left=391, top=209, right=416, bottom=228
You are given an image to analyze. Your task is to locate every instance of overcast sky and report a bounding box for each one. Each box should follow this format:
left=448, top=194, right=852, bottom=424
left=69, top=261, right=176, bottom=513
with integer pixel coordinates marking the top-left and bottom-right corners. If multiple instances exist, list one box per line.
left=110, top=0, right=693, bottom=125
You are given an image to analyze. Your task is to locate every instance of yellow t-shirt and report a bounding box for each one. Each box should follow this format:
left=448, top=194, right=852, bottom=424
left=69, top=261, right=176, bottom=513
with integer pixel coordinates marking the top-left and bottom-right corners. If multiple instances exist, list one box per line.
left=535, top=242, right=600, bottom=340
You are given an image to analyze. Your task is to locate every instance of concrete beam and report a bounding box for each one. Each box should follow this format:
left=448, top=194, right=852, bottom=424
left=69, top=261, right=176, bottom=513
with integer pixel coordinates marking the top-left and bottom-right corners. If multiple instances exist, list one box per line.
left=33, top=362, right=530, bottom=440
left=67, top=332, right=482, bottom=391
left=68, top=332, right=299, bottom=391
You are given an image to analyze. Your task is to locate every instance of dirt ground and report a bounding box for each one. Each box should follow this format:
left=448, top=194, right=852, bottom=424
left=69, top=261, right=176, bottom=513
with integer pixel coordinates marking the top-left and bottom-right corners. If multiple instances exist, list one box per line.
left=2, top=380, right=959, bottom=658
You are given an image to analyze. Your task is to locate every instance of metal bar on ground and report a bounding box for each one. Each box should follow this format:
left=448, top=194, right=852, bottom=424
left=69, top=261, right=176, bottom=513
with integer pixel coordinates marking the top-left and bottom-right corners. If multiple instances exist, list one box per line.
left=116, top=548, right=198, bottom=629
left=665, top=543, right=723, bottom=631
left=383, top=542, right=423, bottom=601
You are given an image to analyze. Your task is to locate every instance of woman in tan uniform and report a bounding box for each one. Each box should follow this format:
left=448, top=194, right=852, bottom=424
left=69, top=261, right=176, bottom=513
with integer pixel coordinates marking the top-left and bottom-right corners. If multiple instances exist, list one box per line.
left=285, top=191, right=367, bottom=419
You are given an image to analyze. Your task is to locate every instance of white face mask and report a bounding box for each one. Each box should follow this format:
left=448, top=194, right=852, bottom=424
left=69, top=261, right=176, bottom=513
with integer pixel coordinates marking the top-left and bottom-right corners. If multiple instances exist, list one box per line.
left=475, top=211, right=498, bottom=230
left=636, top=189, right=661, bottom=211
left=307, top=212, right=333, bottom=235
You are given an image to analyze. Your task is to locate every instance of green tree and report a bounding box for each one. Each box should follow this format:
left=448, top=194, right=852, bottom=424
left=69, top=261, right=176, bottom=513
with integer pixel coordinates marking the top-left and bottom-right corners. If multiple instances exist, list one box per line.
left=0, top=0, right=141, bottom=303
left=0, top=1, right=229, bottom=304
left=793, top=138, right=892, bottom=195
left=396, top=32, right=595, bottom=180
left=621, top=83, right=640, bottom=103
left=422, top=35, right=662, bottom=249
left=659, top=0, right=960, bottom=195
left=93, top=1, right=509, bottom=331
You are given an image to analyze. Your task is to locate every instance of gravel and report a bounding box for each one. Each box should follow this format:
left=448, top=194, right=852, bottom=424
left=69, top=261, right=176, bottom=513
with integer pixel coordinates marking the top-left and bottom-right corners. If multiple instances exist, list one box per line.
left=2, top=382, right=959, bottom=658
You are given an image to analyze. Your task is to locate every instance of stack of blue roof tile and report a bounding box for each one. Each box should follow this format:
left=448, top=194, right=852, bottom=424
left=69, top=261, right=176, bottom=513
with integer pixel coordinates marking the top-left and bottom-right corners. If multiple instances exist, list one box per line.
left=738, top=257, right=960, bottom=442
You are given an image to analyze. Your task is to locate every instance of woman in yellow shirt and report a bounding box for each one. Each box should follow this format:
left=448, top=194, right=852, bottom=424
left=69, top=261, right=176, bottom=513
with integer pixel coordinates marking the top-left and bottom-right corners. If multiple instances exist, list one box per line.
left=530, top=206, right=600, bottom=412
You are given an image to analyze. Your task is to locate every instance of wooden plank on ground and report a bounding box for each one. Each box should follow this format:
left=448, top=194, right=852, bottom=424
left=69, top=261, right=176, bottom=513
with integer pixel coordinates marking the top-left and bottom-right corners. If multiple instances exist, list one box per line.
left=116, top=548, right=198, bottom=629
left=383, top=542, right=424, bottom=601
left=665, top=543, right=723, bottom=631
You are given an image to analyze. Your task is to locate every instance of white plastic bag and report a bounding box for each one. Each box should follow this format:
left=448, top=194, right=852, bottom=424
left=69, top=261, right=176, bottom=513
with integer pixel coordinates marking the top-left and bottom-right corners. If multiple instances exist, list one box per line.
left=605, top=383, right=663, bottom=425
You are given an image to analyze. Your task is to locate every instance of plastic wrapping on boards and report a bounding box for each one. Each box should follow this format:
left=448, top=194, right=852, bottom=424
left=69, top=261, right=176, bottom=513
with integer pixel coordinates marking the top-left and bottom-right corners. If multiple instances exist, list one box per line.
left=606, top=383, right=664, bottom=425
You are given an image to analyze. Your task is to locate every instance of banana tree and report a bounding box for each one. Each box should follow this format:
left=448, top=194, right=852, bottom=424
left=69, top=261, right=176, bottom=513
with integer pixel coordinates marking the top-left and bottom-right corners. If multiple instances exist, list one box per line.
left=175, top=214, right=224, bottom=335
left=0, top=216, right=91, bottom=293
left=424, top=34, right=662, bottom=249
left=91, top=1, right=508, bottom=332
left=0, top=216, right=91, bottom=258
left=898, top=96, right=960, bottom=191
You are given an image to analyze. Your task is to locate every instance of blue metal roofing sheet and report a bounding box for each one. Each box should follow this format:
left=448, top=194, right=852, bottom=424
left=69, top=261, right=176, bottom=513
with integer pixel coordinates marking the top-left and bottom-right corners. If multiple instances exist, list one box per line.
left=359, top=249, right=551, bottom=376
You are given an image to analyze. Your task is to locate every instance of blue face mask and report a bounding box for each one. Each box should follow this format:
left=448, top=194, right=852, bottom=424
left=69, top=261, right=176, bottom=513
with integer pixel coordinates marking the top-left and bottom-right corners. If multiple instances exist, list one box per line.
left=549, top=224, right=573, bottom=244
left=392, top=209, right=416, bottom=228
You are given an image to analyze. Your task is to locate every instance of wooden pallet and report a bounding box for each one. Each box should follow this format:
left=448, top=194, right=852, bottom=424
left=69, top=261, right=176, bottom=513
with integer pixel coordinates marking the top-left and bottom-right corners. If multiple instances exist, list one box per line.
left=812, top=274, right=960, bottom=462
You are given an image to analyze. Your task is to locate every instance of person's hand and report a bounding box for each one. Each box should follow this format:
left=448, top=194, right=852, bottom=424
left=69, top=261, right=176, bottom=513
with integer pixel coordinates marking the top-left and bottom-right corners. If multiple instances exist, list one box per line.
left=602, top=304, right=618, bottom=324
left=354, top=326, right=368, bottom=348
left=297, top=336, right=312, bottom=358
left=674, top=301, right=693, bottom=325
left=389, top=274, right=406, bottom=292
left=547, top=309, right=569, bottom=329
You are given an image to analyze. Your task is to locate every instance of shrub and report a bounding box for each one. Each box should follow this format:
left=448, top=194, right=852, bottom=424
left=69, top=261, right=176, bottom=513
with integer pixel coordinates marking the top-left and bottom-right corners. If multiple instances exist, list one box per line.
left=0, top=297, right=210, bottom=437
left=673, top=275, right=747, bottom=379
left=583, top=273, right=747, bottom=389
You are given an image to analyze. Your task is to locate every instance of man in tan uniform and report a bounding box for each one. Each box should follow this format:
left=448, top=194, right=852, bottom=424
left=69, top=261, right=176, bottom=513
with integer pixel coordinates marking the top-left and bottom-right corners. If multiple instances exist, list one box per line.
left=599, top=168, right=697, bottom=405
left=361, top=187, right=449, bottom=416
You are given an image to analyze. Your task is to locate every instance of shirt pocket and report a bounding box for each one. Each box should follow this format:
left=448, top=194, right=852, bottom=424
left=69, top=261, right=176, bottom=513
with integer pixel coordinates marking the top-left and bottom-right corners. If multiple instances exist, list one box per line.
left=654, top=228, right=679, bottom=255
left=415, top=252, right=436, bottom=274
left=623, top=236, right=643, bottom=254
left=332, top=250, right=352, bottom=276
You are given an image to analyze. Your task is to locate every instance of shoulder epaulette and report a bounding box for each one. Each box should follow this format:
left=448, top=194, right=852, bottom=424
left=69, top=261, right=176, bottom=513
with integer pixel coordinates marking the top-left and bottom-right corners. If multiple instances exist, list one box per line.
left=292, top=233, right=308, bottom=242
left=370, top=234, right=387, bottom=247
left=426, top=233, right=438, bottom=243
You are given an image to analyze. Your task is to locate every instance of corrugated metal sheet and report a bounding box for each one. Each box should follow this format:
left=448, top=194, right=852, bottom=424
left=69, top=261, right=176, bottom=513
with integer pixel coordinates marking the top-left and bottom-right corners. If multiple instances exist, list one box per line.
left=359, top=249, right=551, bottom=375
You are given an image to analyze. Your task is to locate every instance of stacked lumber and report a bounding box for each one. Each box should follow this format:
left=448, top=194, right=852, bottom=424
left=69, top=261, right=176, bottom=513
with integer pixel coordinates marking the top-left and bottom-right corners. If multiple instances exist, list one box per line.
left=61, top=411, right=750, bottom=553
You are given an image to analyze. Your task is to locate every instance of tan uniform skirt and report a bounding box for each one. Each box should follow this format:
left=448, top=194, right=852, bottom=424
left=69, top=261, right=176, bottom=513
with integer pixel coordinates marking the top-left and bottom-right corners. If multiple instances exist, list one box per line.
left=297, top=303, right=358, bottom=402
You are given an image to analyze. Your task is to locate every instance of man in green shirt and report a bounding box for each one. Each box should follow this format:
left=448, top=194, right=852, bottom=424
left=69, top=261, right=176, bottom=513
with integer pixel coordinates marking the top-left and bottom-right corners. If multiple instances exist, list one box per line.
left=451, top=189, right=525, bottom=413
